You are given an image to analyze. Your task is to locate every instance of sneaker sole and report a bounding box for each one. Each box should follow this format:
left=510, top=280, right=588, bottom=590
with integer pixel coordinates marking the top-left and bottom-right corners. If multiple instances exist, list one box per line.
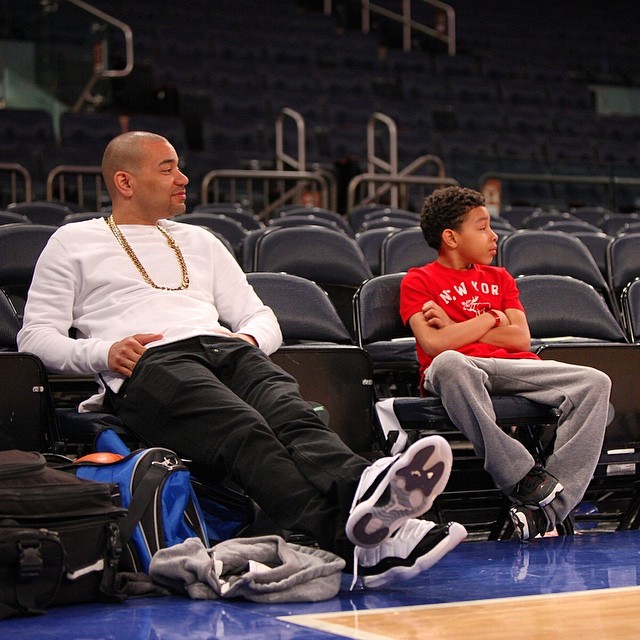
left=362, top=522, right=467, bottom=589
left=346, top=435, right=452, bottom=548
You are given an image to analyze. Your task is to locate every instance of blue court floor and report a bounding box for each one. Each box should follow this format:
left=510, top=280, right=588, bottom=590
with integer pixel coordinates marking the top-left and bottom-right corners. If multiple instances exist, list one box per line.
left=3, top=529, right=640, bottom=638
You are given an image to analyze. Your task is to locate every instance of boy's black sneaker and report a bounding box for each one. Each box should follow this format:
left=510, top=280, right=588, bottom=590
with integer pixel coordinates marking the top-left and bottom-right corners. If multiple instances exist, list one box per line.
left=509, top=505, right=550, bottom=542
left=509, top=465, right=563, bottom=509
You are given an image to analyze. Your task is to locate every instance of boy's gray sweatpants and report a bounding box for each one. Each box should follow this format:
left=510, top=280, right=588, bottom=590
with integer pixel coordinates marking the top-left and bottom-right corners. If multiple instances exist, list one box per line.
left=424, top=351, right=612, bottom=528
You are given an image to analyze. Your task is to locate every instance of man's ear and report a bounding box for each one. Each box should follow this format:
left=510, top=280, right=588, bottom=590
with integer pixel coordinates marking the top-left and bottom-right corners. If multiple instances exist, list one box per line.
left=113, top=170, right=133, bottom=197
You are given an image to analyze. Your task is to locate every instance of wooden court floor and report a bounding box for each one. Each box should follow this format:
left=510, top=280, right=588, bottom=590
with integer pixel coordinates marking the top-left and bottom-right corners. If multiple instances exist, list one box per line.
left=284, top=586, right=640, bottom=639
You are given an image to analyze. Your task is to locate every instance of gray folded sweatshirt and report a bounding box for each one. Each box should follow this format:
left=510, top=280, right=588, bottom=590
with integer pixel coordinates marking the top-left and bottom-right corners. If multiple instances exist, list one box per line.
left=149, top=535, right=346, bottom=604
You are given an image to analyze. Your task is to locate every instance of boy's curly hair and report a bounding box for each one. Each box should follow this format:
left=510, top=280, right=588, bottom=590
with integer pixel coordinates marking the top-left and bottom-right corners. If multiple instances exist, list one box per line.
left=420, top=186, right=486, bottom=250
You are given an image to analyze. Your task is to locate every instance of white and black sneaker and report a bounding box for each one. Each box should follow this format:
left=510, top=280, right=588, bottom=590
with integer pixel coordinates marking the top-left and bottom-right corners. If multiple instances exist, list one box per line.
left=354, top=518, right=467, bottom=589
left=346, top=435, right=452, bottom=548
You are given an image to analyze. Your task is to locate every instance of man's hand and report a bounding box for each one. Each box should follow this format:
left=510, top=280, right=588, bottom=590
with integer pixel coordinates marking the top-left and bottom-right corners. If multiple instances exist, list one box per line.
left=421, top=300, right=454, bottom=329
left=108, top=333, right=163, bottom=376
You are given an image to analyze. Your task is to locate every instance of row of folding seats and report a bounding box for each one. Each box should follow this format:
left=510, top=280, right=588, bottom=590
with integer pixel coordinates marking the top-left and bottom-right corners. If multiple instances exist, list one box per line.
left=2, top=250, right=637, bottom=406
left=500, top=206, right=640, bottom=233
left=246, top=213, right=639, bottom=327
left=2, top=204, right=640, bottom=336
left=353, top=271, right=636, bottom=398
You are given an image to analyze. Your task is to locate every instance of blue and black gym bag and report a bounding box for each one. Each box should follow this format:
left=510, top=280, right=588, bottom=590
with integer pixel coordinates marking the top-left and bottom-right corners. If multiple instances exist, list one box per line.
left=71, top=429, right=210, bottom=574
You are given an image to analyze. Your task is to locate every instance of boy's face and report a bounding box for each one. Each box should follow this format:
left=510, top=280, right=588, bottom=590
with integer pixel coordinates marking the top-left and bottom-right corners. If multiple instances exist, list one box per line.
left=447, top=206, right=498, bottom=266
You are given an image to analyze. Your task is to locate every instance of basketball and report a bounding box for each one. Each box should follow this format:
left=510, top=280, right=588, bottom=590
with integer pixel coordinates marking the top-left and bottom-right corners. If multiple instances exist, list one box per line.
left=73, top=452, right=124, bottom=464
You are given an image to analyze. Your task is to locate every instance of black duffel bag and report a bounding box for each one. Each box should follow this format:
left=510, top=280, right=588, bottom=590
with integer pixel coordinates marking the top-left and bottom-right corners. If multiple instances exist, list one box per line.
left=0, top=450, right=126, bottom=619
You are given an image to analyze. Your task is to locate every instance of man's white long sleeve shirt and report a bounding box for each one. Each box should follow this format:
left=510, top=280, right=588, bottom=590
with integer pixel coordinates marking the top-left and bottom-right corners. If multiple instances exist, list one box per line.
left=17, top=217, right=283, bottom=409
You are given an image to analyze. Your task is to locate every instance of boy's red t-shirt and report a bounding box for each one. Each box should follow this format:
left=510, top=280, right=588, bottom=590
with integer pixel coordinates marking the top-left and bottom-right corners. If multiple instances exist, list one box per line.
left=400, top=261, right=539, bottom=387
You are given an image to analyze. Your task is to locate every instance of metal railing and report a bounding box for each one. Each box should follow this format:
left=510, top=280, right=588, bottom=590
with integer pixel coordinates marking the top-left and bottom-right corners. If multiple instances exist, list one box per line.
left=348, top=171, right=457, bottom=212
left=367, top=112, right=399, bottom=184
left=23, top=163, right=640, bottom=220
left=201, top=169, right=335, bottom=221
left=362, top=0, right=456, bottom=56
left=0, top=162, right=32, bottom=205
left=274, top=107, right=338, bottom=210
left=46, top=165, right=105, bottom=211
left=66, top=0, right=134, bottom=111
left=355, top=112, right=455, bottom=210
left=479, top=172, right=640, bottom=213
left=275, top=108, right=307, bottom=173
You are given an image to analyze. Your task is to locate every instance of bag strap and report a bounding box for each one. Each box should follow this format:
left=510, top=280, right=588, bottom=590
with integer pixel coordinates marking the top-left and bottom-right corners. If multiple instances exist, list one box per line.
left=117, top=461, right=171, bottom=547
left=3, top=531, right=65, bottom=618
left=99, top=521, right=127, bottom=602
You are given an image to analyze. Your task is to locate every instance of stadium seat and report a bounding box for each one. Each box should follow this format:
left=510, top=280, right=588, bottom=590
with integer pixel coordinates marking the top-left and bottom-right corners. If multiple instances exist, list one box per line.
left=191, top=204, right=263, bottom=231
left=0, top=223, right=58, bottom=316
left=353, top=272, right=565, bottom=538
left=570, top=206, right=613, bottom=227
left=246, top=272, right=352, bottom=346
left=0, top=211, right=31, bottom=225
left=606, top=233, right=640, bottom=318
left=521, top=211, right=576, bottom=229
left=349, top=207, right=420, bottom=234
left=358, top=216, right=420, bottom=232
left=573, top=231, right=612, bottom=277
left=266, top=214, right=346, bottom=234
left=600, top=213, right=640, bottom=236
left=246, top=272, right=374, bottom=455
left=6, top=201, right=73, bottom=226
left=273, top=206, right=354, bottom=236
left=353, top=272, right=419, bottom=397
left=499, top=206, right=544, bottom=229
left=379, top=227, right=437, bottom=274
left=174, top=212, right=247, bottom=258
left=541, top=220, right=601, bottom=233
left=355, top=227, right=397, bottom=276
left=498, top=230, right=617, bottom=314
left=253, top=225, right=373, bottom=337
left=621, top=277, right=640, bottom=343
left=516, top=274, right=628, bottom=349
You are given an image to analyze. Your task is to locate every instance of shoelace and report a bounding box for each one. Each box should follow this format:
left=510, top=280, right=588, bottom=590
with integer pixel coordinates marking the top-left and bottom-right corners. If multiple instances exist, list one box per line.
left=349, top=453, right=401, bottom=513
left=515, top=465, right=545, bottom=494
left=350, top=547, right=362, bottom=591
left=347, top=452, right=402, bottom=591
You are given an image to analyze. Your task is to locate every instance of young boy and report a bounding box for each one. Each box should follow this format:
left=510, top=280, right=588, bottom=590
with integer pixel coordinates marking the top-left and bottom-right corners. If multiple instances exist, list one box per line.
left=399, top=186, right=612, bottom=540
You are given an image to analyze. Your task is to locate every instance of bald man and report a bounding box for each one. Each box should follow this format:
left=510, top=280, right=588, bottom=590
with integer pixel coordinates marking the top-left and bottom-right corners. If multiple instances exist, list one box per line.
left=18, top=131, right=466, bottom=589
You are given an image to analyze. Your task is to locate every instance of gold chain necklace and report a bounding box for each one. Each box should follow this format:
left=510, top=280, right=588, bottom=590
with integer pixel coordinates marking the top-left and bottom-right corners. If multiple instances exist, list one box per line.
left=105, top=215, right=190, bottom=291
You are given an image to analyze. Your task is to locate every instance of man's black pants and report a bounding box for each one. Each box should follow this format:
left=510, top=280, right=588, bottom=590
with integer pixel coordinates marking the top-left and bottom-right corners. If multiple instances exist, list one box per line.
left=109, top=335, right=369, bottom=560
